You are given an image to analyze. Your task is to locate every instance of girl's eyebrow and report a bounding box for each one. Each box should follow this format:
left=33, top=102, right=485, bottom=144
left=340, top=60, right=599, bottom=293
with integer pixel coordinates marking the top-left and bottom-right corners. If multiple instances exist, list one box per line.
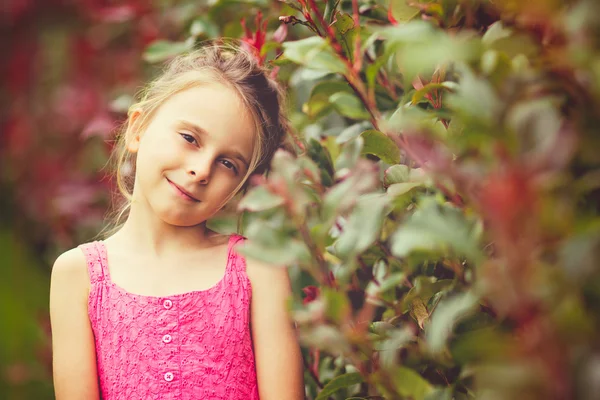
left=177, top=119, right=250, bottom=168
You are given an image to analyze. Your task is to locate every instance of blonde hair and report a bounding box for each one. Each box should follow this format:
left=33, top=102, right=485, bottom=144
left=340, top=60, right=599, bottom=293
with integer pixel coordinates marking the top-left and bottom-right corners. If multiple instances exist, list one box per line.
left=100, top=40, right=293, bottom=238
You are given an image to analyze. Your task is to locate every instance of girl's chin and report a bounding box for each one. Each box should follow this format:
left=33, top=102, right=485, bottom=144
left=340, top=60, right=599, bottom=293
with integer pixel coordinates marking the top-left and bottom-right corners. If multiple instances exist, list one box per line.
left=156, top=209, right=209, bottom=227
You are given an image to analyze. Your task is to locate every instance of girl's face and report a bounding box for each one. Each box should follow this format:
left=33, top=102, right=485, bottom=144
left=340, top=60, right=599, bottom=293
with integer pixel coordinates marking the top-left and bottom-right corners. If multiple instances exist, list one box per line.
left=128, top=82, right=256, bottom=227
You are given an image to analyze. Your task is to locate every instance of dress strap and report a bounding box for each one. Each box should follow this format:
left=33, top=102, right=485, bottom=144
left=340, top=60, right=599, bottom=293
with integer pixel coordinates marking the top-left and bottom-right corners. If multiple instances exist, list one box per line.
left=229, top=234, right=248, bottom=274
left=78, top=241, right=107, bottom=285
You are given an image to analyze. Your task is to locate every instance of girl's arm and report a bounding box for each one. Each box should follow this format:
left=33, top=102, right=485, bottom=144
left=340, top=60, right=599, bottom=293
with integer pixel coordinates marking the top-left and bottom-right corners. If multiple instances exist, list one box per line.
left=49, top=248, right=100, bottom=400
left=247, top=259, right=305, bottom=400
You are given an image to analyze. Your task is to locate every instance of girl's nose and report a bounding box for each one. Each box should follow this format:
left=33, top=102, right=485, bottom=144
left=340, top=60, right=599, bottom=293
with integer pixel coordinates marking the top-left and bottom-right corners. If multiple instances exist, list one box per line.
left=187, top=160, right=211, bottom=184
left=188, top=169, right=208, bottom=184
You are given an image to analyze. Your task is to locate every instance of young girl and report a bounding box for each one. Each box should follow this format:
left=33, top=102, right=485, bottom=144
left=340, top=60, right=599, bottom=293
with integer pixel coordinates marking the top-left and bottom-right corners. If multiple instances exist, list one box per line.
left=49, top=43, right=305, bottom=400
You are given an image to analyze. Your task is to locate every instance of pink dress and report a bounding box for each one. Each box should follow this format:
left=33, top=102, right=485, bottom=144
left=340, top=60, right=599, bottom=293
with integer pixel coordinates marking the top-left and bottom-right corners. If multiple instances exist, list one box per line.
left=78, top=234, right=259, bottom=400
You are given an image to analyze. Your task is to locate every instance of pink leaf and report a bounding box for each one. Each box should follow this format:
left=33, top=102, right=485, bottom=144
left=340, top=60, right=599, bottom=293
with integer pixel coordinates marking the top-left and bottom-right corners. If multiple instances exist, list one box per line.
left=272, top=23, right=288, bottom=43
left=81, top=113, right=115, bottom=139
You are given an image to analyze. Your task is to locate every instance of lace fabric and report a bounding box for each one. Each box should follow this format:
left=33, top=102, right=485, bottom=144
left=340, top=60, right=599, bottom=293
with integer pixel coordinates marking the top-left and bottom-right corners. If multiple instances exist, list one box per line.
left=78, top=235, right=259, bottom=400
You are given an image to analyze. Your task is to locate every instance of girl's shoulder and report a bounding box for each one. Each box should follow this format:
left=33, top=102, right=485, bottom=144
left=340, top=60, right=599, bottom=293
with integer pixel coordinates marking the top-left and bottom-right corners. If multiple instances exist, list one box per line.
left=239, top=244, right=291, bottom=296
left=50, top=246, right=93, bottom=299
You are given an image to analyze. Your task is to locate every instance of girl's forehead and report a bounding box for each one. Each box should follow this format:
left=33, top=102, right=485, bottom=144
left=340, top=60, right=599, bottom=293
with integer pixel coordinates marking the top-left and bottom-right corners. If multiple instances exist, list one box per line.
left=164, top=82, right=245, bottom=112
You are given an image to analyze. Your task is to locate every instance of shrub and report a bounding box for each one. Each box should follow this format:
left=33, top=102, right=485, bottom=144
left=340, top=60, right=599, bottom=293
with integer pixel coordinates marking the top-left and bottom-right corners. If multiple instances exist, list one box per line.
left=206, top=1, right=599, bottom=398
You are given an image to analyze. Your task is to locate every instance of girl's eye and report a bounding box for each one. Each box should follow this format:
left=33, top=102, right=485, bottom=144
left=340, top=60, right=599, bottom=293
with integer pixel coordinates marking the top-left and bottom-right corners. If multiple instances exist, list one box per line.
left=180, top=133, right=197, bottom=145
left=220, top=160, right=237, bottom=173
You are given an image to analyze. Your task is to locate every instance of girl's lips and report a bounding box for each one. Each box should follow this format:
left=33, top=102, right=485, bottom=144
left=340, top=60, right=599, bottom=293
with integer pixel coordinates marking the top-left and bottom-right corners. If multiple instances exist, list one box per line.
left=167, top=179, right=200, bottom=202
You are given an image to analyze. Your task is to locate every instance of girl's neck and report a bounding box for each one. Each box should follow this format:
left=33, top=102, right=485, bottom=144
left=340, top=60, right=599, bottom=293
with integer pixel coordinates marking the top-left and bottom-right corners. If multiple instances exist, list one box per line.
left=108, top=202, right=223, bottom=259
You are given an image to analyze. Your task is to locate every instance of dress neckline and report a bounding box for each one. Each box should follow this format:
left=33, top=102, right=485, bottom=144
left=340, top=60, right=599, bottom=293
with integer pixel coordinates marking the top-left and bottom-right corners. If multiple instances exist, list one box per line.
left=95, top=235, right=237, bottom=300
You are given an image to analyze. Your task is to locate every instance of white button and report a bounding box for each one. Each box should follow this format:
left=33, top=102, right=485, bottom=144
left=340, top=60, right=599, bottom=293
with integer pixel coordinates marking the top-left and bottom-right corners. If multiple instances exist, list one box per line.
left=163, top=299, right=173, bottom=309
left=162, top=334, right=172, bottom=344
left=164, top=372, right=174, bottom=382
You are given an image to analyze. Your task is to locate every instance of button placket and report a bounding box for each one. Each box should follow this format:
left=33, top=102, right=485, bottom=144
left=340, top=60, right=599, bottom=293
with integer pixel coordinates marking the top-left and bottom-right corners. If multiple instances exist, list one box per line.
left=161, top=299, right=176, bottom=385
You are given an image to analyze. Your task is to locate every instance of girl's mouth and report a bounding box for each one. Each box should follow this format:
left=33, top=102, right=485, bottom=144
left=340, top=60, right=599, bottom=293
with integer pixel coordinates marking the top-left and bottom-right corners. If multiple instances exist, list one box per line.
left=166, top=179, right=200, bottom=202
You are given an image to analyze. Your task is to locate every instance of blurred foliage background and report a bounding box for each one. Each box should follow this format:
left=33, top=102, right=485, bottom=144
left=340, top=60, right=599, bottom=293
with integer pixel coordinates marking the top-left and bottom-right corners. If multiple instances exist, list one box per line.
left=2, top=0, right=600, bottom=399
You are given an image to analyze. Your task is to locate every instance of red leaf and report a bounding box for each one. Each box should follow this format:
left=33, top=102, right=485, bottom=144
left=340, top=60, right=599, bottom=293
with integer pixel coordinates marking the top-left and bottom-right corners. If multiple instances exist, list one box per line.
left=479, top=167, right=537, bottom=243
left=53, top=180, right=100, bottom=218
left=388, top=0, right=398, bottom=25
left=272, top=23, right=288, bottom=43
left=5, top=38, right=37, bottom=95
left=81, top=113, right=115, bottom=139
left=412, top=75, right=426, bottom=90
left=138, top=15, right=161, bottom=46
left=95, top=5, right=137, bottom=23
left=400, top=134, right=453, bottom=171
left=1, top=0, right=34, bottom=24
left=302, top=286, right=320, bottom=305
left=240, top=11, right=268, bottom=64
left=3, top=112, right=33, bottom=157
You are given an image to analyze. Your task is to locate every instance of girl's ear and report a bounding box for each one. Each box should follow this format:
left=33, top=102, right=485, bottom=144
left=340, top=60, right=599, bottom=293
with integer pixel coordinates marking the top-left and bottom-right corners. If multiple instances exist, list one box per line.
left=125, top=110, right=144, bottom=153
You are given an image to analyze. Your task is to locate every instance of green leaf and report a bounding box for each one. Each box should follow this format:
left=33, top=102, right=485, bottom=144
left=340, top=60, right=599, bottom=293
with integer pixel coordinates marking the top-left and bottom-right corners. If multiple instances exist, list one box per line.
left=324, top=149, right=379, bottom=219
left=402, top=277, right=455, bottom=312
left=560, top=227, right=600, bottom=282
left=387, top=182, right=422, bottom=197
left=206, top=214, right=238, bottom=235
left=299, top=325, right=351, bottom=355
left=411, top=82, right=456, bottom=105
left=410, top=297, right=429, bottom=329
left=400, top=36, right=480, bottom=79
left=334, top=135, right=364, bottom=171
left=332, top=13, right=355, bottom=37
left=143, top=40, right=192, bottom=63
left=330, top=92, right=371, bottom=120
left=335, top=194, right=390, bottom=258
left=237, top=238, right=310, bottom=266
left=304, top=81, right=353, bottom=119
left=389, top=0, right=420, bottom=22
left=324, top=0, right=339, bottom=23
left=282, top=37, right=347, bottom=74
left=384, top=164, right=410, bottom=186
left=507, top=98, right=562, bottom=158
left=377, top=20, right=437, bottom=43
left=426, top=291, right=479, bottom=353
left=450, top=327, right=513, bottom=364
left=278, top=0, right=303, bottom=11
left=373, top=326, right=415, bottom=369
left=238, top=186, right=285, bottom=212
left=425, top=388, right=454, bottom=400
left=306, top=139, right=335, bottom=187
left=260, top=41, right=281, bottom=57
left=360, top=130, right=401, bottom=164
left=392, top=367, right=434, bottom=400
left=447, top=66, right=501, bottom=124
left=385, top=104, right=441, bottom=135
left=366, top=57, right=385, bottom=89
left=324, top=176, right=380, bottom=224
left=384, top=166, right=429, bottom=197
left=483, top=21, right=538, bottom=58
left=332, top=12, right=358, bottom=60
left=190, top=16, right=219, bottom=38
left=322, top=287, right=351, bottom=322
left=315, top=372, right=364, bottom=400
left=379, top=21, right=480, bottom=79
left=271, top=149, right=302, bottom=186
left=366, top=272, right=405, bottom=298
left=481, top=21, right=512, bottom=46
left=336, top=121, right=372, bottom=144
left=391, top=200, right=483, bottom=263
